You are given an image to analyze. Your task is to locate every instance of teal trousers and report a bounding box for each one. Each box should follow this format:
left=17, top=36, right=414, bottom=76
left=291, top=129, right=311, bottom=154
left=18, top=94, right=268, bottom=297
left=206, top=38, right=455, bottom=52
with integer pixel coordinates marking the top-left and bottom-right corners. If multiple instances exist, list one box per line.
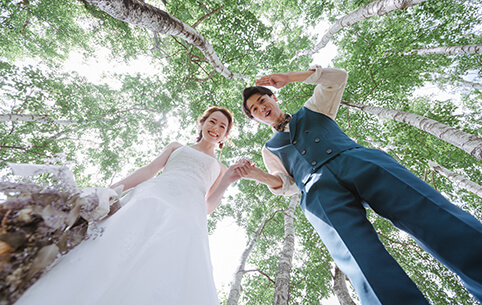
left=300, top=147, right=482, bottom=304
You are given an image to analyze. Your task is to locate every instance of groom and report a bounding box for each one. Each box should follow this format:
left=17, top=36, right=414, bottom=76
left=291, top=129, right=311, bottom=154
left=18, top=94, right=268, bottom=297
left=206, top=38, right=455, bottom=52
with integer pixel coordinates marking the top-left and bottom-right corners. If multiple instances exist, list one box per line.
left=236, top=65, right=482, bottom=304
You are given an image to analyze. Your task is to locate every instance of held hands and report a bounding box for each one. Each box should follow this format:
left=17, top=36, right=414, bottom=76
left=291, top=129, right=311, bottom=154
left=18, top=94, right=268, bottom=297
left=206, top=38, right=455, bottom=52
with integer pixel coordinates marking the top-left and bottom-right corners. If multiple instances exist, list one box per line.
left=231, top=158, right=264, bottom=181
left=255, top=73, right=290, bottom=89
left=224, top=163, right=245, bottom=184
left=224, top=159, right=255, bottom=184
left=224, top=159, right=258, bottom=184
left=228, top=158, right=284, bottom=190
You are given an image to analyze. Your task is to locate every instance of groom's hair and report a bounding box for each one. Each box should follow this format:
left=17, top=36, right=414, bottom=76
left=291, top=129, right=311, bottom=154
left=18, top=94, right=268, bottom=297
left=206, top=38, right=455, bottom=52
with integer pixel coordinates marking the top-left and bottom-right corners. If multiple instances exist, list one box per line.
left=242, top=86, right=274, bottom=119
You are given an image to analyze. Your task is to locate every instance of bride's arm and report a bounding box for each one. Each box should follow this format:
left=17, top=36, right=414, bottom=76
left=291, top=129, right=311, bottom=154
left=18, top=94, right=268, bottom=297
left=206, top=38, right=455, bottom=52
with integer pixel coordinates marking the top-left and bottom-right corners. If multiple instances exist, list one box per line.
left=110, top=142, right=182, bottom=191
left=205, top=163, right=243, bottom=214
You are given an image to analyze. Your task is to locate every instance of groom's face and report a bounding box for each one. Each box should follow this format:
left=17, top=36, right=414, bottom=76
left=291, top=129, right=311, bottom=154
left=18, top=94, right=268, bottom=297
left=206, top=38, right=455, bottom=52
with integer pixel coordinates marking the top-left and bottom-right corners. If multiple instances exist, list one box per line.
left=246, top=93, right=283, bottom=127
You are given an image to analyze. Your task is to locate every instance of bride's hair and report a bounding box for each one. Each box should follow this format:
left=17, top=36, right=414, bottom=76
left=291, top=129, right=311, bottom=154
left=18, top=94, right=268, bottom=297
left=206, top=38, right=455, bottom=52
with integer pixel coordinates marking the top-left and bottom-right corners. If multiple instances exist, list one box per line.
left=196, top=106, right=233, bottom=149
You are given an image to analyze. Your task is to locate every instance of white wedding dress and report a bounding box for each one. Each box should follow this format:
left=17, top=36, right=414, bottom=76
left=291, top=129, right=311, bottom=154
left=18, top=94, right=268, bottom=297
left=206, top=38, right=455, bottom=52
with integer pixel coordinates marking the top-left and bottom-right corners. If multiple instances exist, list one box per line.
left=15, top=146, right=221, bottom=305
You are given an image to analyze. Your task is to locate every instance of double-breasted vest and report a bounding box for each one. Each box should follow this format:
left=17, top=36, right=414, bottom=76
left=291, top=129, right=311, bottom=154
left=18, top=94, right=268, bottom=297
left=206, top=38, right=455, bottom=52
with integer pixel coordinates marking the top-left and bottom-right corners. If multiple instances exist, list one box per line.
left=265, top=106, right=362, bottom=191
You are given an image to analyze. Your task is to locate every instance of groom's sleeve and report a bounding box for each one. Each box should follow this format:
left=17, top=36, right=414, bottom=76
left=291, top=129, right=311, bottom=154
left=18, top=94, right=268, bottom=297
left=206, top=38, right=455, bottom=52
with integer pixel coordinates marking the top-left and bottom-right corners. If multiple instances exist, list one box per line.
left=303, top=65, right=348, bottom=119
left=262, top=146, right=299, bottom=196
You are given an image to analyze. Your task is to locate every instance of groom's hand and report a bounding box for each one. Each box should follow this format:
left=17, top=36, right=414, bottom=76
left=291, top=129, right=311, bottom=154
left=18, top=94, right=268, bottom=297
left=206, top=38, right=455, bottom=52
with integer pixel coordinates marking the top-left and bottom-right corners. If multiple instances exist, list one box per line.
left=255, top=73, right=290, bottom=89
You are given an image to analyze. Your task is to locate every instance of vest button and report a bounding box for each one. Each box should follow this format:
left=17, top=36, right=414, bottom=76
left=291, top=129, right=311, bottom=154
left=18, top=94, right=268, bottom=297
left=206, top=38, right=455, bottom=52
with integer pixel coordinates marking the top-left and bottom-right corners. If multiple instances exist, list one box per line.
left=301, top=150, right=306, bottom=155
left=293, top=140, right=297, bottom=145
left=311, top=161, right=317, bottom=166
left=304, top=130, right=309, bottom=133
left=314, top=138, right=320, bottom=143
left=326, top=149, right=332, bottom=154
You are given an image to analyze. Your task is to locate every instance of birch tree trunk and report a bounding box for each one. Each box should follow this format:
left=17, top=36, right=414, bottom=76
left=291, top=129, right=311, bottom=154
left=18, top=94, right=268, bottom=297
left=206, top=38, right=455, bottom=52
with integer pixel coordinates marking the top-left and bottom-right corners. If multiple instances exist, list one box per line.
left=0, top=114, right=77, bottom=125
left=457, top=78, right=482, bottom=91
left=405, top=44, right=482, bottom=55
left=293, top=0, right=427, bottom=59
left=438, top=76, right=482, bottom=91
left=428, top=161, right=482, bottom=197
left=333, top=265, right=357, bottom=305
left=226, top=213, right=270, bottom=305
left=273, top=195, right=299, bottom=305
left=86, top=0, right=247, bottom=79
left=341, top=100, right=482, bottom=160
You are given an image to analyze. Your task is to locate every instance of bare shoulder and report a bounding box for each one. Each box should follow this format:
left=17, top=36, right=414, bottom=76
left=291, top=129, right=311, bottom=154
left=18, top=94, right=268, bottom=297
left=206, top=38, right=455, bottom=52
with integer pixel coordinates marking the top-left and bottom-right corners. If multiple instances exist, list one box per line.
left=166, top=141, right=183, bottom=152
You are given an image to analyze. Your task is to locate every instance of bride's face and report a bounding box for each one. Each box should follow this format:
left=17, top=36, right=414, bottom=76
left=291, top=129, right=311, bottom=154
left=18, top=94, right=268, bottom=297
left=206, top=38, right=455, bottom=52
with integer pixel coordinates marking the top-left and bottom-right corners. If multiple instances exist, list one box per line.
left=201, top=111, right=229, bottom=144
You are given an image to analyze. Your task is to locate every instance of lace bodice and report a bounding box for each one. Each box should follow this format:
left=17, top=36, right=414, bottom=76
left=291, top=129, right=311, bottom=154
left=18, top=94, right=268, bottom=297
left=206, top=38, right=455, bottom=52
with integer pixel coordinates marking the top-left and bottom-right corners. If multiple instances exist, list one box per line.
left=158, top=146, right=221, bottom=194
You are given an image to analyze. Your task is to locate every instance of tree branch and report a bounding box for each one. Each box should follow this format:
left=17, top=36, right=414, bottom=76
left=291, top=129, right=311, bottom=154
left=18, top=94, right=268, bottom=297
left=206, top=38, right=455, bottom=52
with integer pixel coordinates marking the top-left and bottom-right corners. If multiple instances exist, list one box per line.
left=244, top=269, right=276, bottom=286
left=191, top=6, right=223, bottom=29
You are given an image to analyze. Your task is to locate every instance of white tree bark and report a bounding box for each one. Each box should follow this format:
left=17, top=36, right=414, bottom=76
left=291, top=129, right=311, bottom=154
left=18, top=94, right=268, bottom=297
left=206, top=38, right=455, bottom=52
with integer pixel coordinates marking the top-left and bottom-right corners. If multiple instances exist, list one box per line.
left=435, top=74, right=482, bottom=91
left=428, top=161, right=482, bottom=197
left=458, top=78, right=482, bottom=91
left=86, top=0, right=247, bottom=79
left=273, top=195, right=298, bottom=305
left=293, top=0, right=426, bottom=60
left=0, top=114, right=77, bottom=125
left=333, top=266, right=357, bottom=305
left=405, top=44, right=482, bottom=56
left=341, top=100, right=482, bottom=160
left=226, top=213, right=270, bottom=305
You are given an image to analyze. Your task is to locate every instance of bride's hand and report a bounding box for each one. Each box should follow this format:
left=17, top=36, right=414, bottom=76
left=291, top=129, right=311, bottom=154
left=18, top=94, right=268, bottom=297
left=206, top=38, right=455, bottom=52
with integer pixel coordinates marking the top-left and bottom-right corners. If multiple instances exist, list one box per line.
left=224, top=162, right=248, bottom=184
left=224, top=158, right=256, bottom=183
left=233, top=161, right=264, bottom=181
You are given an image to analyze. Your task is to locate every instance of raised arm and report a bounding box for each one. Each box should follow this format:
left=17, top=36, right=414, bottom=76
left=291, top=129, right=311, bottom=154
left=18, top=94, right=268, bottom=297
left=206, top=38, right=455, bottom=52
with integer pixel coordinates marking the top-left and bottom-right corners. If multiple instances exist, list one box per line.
left=303, top=66, right=348, bottom=119
left=256, top=65, right=348, bottom=120
left=255, top=70, right=316, bottom=89
left=110, top=142, right=182, bottom=191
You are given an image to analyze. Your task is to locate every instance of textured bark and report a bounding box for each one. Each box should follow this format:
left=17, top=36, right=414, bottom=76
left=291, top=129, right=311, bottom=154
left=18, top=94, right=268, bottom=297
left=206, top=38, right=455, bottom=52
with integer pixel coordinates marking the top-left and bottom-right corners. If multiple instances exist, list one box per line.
left=405, top=44, right=482, bottom=55
left=226, top=214, right=270, bottom=305
left=436, top=74, right=482, bottom=91
left=0, top=114, right=77, bottom=125
left=273, top=195, right=298, bottom=305
left=457, top=78, right=482, bottom=91
left=333, top=266, right=357, bottom=305
left=86, top=0, right=246, bottom=79
left=428, top=161, right=482, bottom=197
left=341, top=100, right=482, bottom=160
left=294, top=0, right=426, bottom=59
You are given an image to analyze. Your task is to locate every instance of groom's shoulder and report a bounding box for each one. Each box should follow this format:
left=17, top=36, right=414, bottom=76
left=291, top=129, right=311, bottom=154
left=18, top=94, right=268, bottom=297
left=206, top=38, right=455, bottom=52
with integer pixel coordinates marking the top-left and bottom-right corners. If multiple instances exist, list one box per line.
left=291, top=106, right=307, bottom=118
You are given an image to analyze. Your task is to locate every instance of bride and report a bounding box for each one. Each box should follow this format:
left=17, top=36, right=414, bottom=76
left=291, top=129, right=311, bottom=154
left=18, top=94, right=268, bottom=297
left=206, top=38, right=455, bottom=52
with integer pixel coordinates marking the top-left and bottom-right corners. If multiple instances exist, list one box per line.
left=15, top=106, right=242, bottom=305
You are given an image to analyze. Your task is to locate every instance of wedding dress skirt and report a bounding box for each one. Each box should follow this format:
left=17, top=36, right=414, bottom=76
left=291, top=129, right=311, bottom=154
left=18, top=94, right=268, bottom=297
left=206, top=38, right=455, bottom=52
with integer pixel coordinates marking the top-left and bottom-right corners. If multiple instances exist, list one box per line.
left=15, top=146, right=221, bottom=305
